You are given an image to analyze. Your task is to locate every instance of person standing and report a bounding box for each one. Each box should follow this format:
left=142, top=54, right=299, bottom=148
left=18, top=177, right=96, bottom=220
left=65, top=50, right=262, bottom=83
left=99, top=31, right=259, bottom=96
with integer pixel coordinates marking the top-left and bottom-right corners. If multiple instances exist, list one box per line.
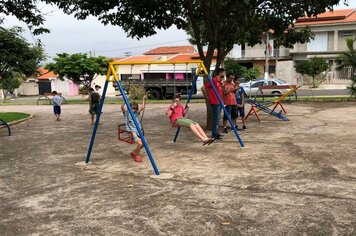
left=222, top=74, right=238, bottom=133
left=234, top=77, right=247, bottom=130
left=201, top=68, right=225, bottom=139
left=88, top=88, right=101, bottom=125
left=52, top=91, right=62, bottom=121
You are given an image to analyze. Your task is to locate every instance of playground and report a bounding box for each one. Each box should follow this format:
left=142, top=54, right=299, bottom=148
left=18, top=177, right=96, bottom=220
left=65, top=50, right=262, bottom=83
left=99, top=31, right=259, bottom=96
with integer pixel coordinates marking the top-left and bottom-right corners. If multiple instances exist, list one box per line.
left=0, top=101, right=356, bottom=235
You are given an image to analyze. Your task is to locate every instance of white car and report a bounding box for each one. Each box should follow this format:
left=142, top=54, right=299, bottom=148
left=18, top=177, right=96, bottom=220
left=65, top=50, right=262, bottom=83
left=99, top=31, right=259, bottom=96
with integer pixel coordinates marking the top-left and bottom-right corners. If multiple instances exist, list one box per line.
left=241, top=79, right=291, bottom=97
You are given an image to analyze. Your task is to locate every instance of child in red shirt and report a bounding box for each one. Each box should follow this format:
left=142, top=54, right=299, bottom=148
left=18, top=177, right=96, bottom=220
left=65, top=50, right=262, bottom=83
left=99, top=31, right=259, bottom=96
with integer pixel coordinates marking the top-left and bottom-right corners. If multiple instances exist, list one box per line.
left=166, top=94, right=214, bottom=145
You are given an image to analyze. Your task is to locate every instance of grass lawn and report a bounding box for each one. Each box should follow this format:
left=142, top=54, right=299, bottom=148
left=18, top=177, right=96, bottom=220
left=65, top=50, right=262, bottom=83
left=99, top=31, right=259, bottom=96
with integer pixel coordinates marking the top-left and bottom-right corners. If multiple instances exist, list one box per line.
left=0, top=112, right=30, bottom=123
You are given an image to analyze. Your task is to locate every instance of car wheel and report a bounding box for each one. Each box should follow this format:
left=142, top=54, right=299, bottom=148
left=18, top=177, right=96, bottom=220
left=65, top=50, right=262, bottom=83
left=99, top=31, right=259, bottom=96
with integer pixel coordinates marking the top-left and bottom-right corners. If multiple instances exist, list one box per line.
left=148, top=89, right=161, bottom=100
left=272, top=91, right=281, bottom=96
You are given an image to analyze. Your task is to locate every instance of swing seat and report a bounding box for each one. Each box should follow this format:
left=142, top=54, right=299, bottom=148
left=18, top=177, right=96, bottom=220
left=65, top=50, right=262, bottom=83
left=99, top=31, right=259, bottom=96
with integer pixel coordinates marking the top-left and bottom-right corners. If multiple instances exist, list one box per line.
left=118, top=123, right=135, bottom=144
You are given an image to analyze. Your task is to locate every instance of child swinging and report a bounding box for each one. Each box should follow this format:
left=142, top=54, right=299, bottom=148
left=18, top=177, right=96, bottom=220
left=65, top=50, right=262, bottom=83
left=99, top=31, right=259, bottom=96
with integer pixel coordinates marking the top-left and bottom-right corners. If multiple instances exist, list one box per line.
left=166, top=94, right=214, bottom=145
left=121, top=95, right=147, bottom=162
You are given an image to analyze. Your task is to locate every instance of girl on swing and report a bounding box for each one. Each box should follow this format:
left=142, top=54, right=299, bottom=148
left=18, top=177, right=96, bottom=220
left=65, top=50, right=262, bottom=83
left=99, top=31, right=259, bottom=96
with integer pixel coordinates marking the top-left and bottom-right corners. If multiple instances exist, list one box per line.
left=166, top=94, right=215, bottom=145
left=121, top=95, right=147, bottom=162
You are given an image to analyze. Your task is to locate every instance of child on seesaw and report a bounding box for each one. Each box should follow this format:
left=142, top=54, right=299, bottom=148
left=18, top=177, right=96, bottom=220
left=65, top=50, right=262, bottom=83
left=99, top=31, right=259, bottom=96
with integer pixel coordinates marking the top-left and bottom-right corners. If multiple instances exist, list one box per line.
left=166, top=94, right=214, bottom=145
left=121, top=95, right=147, bottom=162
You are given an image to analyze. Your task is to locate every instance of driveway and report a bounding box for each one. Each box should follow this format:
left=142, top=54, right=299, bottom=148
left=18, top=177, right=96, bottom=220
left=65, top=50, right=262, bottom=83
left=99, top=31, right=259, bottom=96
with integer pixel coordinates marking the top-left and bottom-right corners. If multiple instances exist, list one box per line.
left=0, top=102, right=355, bottom=235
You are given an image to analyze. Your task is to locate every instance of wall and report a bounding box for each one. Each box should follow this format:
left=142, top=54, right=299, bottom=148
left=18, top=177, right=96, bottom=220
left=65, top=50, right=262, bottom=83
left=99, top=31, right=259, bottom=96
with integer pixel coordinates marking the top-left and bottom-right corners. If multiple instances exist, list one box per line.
left=17, top=81, right=39, bottom=96
left=276, top=60, right=300, bottom=85
left=92, top=75, right=116, bottom=96
left=51, top=79, right=69, bottom=95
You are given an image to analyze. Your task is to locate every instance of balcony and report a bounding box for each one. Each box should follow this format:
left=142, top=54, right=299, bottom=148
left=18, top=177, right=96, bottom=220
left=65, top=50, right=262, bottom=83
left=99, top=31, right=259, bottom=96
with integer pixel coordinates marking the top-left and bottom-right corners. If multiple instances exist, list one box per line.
left=231, top=48, right=291, bottom=60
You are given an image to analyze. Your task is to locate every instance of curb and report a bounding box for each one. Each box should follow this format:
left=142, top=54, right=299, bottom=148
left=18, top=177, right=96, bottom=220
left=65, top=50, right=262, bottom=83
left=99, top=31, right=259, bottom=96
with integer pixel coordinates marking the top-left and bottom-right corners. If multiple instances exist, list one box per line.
left=8, top=114, right=34, bottom=126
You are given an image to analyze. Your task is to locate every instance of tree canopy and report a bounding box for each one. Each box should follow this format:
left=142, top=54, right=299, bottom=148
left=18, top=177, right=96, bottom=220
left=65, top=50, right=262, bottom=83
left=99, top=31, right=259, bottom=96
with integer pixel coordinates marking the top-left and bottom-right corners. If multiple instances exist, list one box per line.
left=0, top=26, right=45, bottom=83
left=44, top=0, right=347, bottom=72
left=45, top=53, right=109, bottom=88
left=0, top=0, right=49, bottom=35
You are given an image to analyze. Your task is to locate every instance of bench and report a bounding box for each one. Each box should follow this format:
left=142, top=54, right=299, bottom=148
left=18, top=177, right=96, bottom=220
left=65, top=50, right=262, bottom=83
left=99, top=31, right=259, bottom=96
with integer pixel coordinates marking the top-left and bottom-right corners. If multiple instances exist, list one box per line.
left=0, top=118, right=11, bottom=136
left=37, top=93, right=67, bottom=105
left=255, top=85, right=298, bottom=102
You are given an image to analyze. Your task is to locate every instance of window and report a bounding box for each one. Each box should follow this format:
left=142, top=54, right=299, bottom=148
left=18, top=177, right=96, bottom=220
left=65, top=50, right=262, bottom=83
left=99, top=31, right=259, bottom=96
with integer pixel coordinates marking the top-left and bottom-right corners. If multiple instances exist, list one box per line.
left=251, top=81, right=264, bottom=88
left=307, top=32, right=328, bottom=52
left=342, top=31, right=352, bottom=37
left=121, top=74, right=141, bottom=80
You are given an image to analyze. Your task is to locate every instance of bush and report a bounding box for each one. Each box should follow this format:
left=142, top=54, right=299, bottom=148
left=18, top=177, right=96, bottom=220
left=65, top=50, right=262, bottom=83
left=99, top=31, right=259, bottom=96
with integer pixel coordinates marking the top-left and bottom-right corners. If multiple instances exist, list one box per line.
left=127, top=84, right=146, bottom=100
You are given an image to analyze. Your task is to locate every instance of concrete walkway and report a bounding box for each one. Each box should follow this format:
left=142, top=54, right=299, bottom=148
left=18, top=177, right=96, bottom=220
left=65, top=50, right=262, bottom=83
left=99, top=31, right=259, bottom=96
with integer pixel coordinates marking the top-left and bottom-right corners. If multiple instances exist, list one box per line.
left=0, top=103, right=355, bottom=235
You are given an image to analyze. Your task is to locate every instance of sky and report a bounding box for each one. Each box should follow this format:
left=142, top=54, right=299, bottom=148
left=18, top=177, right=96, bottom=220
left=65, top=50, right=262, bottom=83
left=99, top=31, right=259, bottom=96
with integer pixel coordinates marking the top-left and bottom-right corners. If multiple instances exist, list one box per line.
left=2, top=1, right=355, bottom=62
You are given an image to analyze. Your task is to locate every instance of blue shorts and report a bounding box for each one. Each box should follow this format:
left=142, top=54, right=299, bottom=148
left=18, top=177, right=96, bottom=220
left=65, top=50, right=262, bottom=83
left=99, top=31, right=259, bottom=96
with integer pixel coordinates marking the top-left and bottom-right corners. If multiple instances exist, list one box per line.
left=223, top=105, right=238, bottom=119
left=237, top=106, right=245, bottom=117
left=53, top=106, right=61, bottom=115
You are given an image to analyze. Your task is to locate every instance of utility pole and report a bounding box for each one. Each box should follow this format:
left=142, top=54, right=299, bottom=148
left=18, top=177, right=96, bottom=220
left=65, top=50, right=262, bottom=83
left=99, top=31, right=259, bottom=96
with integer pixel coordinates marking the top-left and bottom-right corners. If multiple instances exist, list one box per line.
left=124, top=51, right=132, bottom=57
left=264, top=32, right=269, bottom=80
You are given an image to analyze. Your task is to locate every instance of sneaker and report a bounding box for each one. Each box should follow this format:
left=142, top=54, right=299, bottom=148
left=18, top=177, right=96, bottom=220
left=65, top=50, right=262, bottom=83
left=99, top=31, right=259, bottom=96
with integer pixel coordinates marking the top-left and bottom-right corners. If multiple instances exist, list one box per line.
left=134, top=155, right=143, bottom=162
left=130, top=152, right=143, bottom=162
left=243, top=125, right=247, bottom=130
left=217, top=133, right=224, bottom=138
left=212, top=135, right=223, bottom=140
left=223, top=127, right=228, bottom=133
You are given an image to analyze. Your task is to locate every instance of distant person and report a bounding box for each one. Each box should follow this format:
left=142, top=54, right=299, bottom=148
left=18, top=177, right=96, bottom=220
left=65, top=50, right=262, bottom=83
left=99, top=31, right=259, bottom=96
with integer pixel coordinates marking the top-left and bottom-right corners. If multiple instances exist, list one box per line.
left=234, top=77, right=247, bottom=130
left=121, top=95, right=147, bottom=162
left=166, top=94, right=214, bottom=145
left=94, top=85, right=102, bottom=95
left=87, top=88, right=101, bottom=125
left=52, top=91, right=62, bottom=121
left=222, top=74, right=238, bottom=133
left=201, top=68, right=225, bottom=139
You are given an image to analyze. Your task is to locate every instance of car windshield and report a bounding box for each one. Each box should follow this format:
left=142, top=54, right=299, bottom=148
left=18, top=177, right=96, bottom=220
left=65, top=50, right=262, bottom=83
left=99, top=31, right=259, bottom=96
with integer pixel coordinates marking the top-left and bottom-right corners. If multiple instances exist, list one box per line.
left=275, top=79, right=287, bottom=84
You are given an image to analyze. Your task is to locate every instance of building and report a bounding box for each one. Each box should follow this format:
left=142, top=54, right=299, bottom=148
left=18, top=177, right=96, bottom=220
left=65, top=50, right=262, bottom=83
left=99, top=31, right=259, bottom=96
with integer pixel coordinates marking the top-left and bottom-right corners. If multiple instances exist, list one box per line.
left=17, top=68, right=80, bottom=96
left=228, top=9, right=356, bottom=85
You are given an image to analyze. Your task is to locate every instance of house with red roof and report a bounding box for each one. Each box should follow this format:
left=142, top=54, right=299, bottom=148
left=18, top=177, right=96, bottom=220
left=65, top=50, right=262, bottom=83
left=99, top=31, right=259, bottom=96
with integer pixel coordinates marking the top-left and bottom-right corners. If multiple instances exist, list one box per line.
left=17, top=67, right=80, bottom=96
left=228, top=8, right=356, bottom=85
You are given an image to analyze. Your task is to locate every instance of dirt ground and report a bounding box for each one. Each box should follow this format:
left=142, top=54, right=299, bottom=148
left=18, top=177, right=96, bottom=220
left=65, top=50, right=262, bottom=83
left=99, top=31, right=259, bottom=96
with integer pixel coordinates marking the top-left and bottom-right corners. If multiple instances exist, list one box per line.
left=0, top=102, right=356, bottom=235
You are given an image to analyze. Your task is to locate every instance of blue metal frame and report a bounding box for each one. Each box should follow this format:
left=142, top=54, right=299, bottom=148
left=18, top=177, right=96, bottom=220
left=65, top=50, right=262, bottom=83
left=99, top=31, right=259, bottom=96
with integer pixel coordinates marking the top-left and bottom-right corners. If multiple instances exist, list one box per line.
left=173, top=74, right=244, bottom=147
left=85, top=76, right=160, bottom=175
left=114, top=80, right=160, bottom=175
left=85, top=80, right=109, bottom=164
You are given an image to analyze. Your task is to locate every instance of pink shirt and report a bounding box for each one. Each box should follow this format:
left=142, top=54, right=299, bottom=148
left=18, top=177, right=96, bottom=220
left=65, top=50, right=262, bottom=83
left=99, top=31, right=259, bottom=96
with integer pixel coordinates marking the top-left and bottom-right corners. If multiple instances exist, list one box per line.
left=167, top=103, right=184, bottom=124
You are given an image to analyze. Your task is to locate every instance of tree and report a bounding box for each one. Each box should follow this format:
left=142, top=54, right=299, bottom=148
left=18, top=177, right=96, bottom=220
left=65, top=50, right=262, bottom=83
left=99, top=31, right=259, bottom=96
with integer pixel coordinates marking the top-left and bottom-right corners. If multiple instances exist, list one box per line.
left=295, top=58, right=330, bottom=88
left=44, top=0, right=346, bottom=73
left=45, top=53, right=109, bottom=89
left=0, top=72, right=26, bottom=101
left=337, top=37, right=356, bottom=97
left=0, top=0, right=49, bottom=35
left=0, top=26, right=45, bottom=101
left=225, top=58, right=260, bottom=81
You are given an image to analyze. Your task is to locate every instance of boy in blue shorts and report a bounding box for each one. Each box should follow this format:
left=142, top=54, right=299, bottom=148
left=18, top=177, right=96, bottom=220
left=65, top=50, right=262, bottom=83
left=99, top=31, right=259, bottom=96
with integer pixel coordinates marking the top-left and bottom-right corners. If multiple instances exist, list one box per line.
left=52, top=91, right=62, bottom=121
left=234, top=77, right=247, bottom=130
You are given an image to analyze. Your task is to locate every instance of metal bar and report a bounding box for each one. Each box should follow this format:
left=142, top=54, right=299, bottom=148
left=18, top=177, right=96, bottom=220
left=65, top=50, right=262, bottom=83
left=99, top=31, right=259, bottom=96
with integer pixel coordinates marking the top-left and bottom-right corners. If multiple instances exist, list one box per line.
left=85, top=79, right=109, bottom=163
left=111, top=65, right=160, bottom=175
left=110, top=60, right=203, bottom=66
left=206, top=74, right=244, bottom=147
left=173, top=73, right=198, bottom=143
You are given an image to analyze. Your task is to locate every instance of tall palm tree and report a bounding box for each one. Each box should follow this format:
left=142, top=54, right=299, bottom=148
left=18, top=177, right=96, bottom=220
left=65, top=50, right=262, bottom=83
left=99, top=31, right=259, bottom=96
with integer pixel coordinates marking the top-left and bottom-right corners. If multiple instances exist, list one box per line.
left=337, top=38, right=356, bottom=97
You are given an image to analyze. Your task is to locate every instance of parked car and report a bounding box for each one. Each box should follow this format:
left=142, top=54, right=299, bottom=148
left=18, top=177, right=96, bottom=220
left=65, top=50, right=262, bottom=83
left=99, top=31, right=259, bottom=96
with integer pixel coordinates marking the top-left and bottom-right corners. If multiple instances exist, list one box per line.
left=241, top=79, right=291, bottom=97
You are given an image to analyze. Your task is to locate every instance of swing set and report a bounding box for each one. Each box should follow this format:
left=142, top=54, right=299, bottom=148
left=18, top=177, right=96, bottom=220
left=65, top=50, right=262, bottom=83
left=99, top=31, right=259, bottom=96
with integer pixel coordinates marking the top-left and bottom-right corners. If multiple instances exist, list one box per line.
left=85, top=60, right=244, bottom=175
